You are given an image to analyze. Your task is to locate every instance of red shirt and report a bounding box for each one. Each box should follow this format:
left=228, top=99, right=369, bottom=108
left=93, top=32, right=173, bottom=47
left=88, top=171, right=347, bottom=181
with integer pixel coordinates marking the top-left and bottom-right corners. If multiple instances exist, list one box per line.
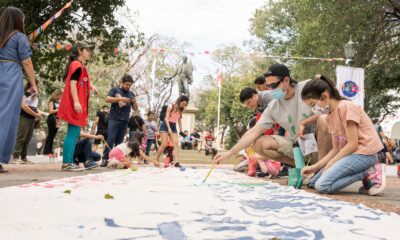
left=57, top=61, right=90, bottom=127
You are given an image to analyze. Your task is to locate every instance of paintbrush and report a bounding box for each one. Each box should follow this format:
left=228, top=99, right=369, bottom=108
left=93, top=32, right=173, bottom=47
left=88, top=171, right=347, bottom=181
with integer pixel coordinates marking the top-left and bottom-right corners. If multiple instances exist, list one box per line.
left=202, top=163, right=216, bottom=183
left=102, top=139, right=111, bottom=150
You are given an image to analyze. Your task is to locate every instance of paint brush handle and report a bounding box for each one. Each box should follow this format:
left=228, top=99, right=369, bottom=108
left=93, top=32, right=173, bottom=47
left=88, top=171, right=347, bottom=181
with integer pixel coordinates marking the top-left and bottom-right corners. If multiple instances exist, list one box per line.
left=202, top=164, right=216, bottom=183
left=102, top=139, right=111, bottom=150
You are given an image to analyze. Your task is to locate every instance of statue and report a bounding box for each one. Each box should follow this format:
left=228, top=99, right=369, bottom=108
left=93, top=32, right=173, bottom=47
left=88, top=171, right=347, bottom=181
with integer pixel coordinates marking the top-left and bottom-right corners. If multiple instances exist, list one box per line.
left=163, top=56, right=193, bottom=98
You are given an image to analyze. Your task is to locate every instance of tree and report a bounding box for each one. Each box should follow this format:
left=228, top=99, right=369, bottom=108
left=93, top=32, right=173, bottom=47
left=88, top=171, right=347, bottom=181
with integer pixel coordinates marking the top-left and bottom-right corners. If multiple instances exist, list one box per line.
left=3, top=0, right=144, bottom=93
left=195, top=45, right=260, bottom=149
left=249, top=0, right=400, bottom=119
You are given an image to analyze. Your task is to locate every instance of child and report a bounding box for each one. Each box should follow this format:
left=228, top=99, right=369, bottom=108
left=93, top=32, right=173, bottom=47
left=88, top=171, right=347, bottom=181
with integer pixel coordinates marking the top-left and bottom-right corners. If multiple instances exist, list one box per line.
left=57, top=41, right=92, bottom=171
left=301, top=75, right=385, bottom=195
left=163, top=137, right=175, bottom=168
left=108, top=132, right=160, bottom=169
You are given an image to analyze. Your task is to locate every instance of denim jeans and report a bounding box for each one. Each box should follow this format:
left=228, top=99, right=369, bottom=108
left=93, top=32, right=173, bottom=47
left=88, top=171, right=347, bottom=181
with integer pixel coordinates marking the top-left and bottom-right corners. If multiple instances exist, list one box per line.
left=145, top=139, right=155, bottom=156
left=309, top=154, right=377, bottom=194
left=74, top=139, right=101, bottom=164
left=102, top=119, right=128, bottom=160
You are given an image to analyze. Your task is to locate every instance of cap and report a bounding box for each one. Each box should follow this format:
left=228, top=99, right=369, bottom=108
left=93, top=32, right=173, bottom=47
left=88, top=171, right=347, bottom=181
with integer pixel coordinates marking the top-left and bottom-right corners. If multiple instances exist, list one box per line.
left=75, top=41, right=92, bottom=49
left=264, top=63, right=297, bottom=84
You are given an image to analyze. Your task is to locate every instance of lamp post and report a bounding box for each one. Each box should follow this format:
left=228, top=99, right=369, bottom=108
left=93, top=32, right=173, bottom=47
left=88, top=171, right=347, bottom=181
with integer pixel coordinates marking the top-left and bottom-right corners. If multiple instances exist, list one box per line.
left=344, top=37, right=356, bottom=66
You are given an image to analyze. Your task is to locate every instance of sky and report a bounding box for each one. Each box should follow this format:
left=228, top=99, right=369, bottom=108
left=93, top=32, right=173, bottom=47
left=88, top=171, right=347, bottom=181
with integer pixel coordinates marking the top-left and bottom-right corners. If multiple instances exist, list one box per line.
left=126, top=0, right=266, bottom=91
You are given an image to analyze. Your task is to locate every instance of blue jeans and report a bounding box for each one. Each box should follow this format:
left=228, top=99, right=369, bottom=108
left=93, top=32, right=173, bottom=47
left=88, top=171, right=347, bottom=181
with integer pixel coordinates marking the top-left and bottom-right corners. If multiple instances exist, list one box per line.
left=145, top=139, right=155, bottom=156
left=74, top=139, right=101, bottom=164
left=309, top=154, right=376, bottom=194
left=102, top=119, right=128, bottom=160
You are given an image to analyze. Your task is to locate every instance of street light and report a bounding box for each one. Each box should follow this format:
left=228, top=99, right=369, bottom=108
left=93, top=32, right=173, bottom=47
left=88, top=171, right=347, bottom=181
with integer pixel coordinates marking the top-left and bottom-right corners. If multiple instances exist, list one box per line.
left=344, top=37, right=356, bottom=66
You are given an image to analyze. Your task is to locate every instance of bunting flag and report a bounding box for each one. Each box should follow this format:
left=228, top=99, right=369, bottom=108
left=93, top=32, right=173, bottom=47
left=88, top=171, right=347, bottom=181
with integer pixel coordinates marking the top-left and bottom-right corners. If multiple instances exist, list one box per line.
left=31, top=42, right=72, bottom=51
left=149, top=48, right=345, bottom=62
left=29, top=0, right=74, bottom=42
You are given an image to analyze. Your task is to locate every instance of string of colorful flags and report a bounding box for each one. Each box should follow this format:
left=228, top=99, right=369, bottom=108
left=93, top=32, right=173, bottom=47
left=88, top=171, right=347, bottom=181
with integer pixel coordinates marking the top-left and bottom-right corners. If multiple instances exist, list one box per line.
left=29, top=0, right=74, bottom=42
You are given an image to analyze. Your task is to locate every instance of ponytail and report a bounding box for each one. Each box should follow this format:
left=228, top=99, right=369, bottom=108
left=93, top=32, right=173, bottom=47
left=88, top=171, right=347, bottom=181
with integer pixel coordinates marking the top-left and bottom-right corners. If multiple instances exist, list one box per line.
left=301, top=74, right=345, bottom=101
left=62, top=46, right=79, bottom=80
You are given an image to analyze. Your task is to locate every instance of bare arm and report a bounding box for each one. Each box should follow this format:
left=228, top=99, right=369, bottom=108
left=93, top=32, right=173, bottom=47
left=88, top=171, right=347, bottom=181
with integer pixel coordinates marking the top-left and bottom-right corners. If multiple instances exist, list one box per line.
left=321, top=121, right=359, bottom=172
left=80, top=132, right=104, bottom=140
left=22, top=58, right=37, bottom=93
left=214, top=125, right=266, bottom=163
left=178, top=115, right=183, bottom=133
left=297, top=115, right=319, bottom=137
left=131, top=97, right=138, bottom=111
left=48, top=101, right=58, bottom=114
left=105, top=95, right=123, bottom=103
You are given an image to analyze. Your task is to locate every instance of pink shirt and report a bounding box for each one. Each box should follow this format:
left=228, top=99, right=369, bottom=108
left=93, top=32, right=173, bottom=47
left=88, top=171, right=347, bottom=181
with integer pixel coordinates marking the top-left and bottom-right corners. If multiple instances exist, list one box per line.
left=168, top=105, right=181, bottom=123
left=326, top=101, right=383, bottom=155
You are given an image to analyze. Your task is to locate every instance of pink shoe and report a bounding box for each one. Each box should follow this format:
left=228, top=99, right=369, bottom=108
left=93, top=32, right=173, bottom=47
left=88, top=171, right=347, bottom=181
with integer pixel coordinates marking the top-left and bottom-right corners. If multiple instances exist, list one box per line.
left=363, top=163, right=386, bottom=196
left=265, top=160, right=281, bottom=177
left=247, top=158, right=257, bottom=177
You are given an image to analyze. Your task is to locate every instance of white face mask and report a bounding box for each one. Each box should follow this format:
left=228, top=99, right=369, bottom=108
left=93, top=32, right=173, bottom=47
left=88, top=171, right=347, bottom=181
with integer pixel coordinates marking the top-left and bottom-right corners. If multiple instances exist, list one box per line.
left=311, top=98, right=329, bottom=115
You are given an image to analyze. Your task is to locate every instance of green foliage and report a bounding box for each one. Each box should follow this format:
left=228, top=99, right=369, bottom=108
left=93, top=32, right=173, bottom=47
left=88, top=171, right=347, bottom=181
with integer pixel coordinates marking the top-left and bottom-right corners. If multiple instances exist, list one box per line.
left=195, top=45, right=257, bottom=149
left=250, top=0, right=400, bottom=119
left=3, top=0, right=144, bottom=94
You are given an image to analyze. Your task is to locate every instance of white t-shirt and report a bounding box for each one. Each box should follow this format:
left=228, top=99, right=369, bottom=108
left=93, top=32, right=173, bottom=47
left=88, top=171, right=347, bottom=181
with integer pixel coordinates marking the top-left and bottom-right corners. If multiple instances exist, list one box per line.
left=257, top=80, right=315, bottom=138
left=116, top=143, right=131, bottom=155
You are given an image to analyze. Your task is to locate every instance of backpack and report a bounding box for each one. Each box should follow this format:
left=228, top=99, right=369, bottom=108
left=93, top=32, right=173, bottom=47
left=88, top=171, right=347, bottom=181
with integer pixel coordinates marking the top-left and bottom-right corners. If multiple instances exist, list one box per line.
left=159, top=104, right=169, bottom=122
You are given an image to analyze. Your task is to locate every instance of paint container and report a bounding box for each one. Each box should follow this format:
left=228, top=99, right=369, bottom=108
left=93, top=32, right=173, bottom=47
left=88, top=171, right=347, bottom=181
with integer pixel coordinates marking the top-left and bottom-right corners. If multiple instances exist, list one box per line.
left=288, top=168, right=303, bottom=189
left=293, top=142, right=305, bottom=169
left=180, top=166, right=186, bottom=171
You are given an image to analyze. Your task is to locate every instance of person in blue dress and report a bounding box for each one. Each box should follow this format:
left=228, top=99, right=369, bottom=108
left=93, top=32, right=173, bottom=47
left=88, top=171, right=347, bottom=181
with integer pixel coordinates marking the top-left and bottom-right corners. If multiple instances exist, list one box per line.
left=0, top=7, right=38, bottom=173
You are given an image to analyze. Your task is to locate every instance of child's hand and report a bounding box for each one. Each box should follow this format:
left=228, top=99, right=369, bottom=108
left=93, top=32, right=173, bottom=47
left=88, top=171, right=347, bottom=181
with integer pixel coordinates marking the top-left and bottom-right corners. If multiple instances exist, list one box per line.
left=301, top=165, right=317, bottom=176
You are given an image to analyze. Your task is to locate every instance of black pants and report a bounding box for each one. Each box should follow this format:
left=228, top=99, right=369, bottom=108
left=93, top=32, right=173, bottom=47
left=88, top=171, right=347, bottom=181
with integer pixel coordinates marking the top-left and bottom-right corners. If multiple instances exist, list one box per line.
left=43, top=116, right=58, bottom=154
left=73, top=139, right=101, bottom=164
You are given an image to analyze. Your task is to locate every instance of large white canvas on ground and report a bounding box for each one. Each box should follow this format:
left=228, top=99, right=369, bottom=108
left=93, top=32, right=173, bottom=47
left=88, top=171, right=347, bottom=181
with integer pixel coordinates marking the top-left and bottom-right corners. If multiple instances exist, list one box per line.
left=0, top=167, right=399, bottom=240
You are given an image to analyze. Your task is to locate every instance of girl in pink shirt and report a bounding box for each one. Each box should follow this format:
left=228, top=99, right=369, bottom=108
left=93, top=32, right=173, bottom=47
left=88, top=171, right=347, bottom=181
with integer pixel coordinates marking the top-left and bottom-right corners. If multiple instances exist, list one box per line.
left=156, top=95, right=189, bottom=167
left=300, top=75, right=385, bottom=195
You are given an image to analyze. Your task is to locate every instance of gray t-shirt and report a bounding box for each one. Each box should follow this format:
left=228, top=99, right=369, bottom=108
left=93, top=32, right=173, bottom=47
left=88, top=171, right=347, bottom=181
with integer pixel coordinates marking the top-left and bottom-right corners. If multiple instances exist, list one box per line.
left=257, top=80, right=314, bottom=138
left=257, top=90, right=273, bottom=113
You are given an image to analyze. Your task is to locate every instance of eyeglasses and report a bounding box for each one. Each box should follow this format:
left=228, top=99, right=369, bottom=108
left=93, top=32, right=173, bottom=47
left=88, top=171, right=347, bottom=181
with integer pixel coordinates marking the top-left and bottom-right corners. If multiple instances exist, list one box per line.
left=265, top=78, right=284, bottom=89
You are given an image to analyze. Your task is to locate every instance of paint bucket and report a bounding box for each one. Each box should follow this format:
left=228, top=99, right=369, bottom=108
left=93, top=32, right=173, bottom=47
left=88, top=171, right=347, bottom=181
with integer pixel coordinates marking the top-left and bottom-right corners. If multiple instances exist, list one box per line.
left=288, top=168, right=303, bottom=189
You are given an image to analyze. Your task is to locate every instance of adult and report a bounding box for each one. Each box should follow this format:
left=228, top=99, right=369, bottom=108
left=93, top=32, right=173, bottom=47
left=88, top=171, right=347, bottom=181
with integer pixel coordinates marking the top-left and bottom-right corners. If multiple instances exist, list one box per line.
left=254, top=75, right=269, bottom=91
left=180, top=130, right=192, bottom=150
left=74, top=132, right=103, bottom=169
left=101, top=74, right=138, bottom=167
left=0, top=7, right=38, bottom=173
left=190, top=128, right=201, bottom=149
left=155, top=95, right=189, bottom=166
left=91, top=105, right=109, bottom=152
left=58, top=41, right=92, bottom=171
left=143, top=111, right=157, bottom=156
left=43, top=89, right=62, bottom=156
left=12, top=80, right=41, bottom=164
left=215, top=64, right=332, bottom=166
left=128, top=112, right=145, bottom=136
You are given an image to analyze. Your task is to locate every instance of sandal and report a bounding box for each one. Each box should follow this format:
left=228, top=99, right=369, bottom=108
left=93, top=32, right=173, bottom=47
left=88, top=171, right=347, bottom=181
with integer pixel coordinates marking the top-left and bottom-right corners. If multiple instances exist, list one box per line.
left=0, top=164, right=8, bottom=173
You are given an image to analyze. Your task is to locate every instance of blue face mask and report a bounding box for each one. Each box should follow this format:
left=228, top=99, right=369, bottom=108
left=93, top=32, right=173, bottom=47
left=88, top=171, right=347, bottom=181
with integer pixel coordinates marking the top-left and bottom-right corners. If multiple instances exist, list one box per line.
left=271, top=88, right=285, bottom=100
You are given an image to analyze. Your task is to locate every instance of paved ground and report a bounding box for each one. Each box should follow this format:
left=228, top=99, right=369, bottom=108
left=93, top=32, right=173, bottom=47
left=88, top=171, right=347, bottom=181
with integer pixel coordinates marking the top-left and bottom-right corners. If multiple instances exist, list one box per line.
left=1, top=150, right=399, bottom=214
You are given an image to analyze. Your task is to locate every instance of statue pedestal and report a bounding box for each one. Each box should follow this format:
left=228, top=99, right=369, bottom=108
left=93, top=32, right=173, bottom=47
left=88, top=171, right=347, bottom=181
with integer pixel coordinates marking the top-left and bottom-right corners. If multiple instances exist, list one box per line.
left=180, top=104, right=198, bottom=133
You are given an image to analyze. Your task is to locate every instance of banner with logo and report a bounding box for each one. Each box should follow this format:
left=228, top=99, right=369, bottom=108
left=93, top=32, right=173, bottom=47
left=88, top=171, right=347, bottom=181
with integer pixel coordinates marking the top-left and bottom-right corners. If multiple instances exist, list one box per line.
left=336, top=66, right=365, bottom=108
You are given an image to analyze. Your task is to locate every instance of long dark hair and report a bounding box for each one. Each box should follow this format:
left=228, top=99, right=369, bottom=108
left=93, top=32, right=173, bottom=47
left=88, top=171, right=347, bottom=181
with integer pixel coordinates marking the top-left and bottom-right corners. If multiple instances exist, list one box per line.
left=301, top=74, right=345, bottom=101
left=62, top=45, right=81, bottom=80
left=128, top=131, right=145, bottom=157
left=24, top=79, right=39, bottom=91
left=0, top=7, right=25, bottom=48
left=174, top=95, right=189, bottom=112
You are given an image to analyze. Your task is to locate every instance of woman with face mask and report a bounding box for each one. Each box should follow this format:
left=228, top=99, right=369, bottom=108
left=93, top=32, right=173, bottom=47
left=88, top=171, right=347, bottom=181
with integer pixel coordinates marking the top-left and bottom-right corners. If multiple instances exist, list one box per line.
left=301, top=75, right=385, bottom=195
